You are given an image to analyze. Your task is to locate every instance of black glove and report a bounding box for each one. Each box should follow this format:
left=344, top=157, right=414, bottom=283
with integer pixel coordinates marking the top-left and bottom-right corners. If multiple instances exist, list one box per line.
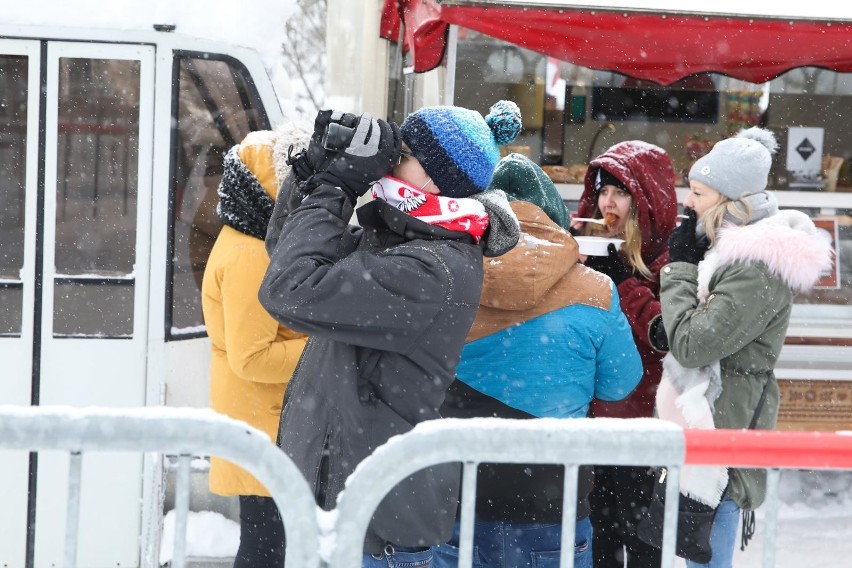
left=584, top=243, right=632, bottom=285
left=308, top=113, right=401, bottom=205
left=287, top=109, right=359, bottom=181
left=668, top=208, right=710, bottom=264
left=649, top=315, right=670, bottom=352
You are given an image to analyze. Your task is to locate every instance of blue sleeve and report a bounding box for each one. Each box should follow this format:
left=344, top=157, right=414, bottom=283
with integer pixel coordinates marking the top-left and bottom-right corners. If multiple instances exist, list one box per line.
left=594, top=283, right=643, bottom=401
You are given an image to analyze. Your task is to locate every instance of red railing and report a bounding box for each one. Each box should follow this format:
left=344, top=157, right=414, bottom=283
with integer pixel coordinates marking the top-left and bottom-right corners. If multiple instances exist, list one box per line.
left=685, top=429, right=852, bottom=469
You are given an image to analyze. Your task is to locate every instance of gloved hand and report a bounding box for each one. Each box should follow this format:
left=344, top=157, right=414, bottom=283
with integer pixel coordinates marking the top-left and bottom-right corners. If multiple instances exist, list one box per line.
left=649, top=315, right=669, bottom=352
left=309, top=113, right=402, bottom=205
left=287, top=109, right=359, bottom=181
left=584, top=243, right=632, bottom=285
left=668, top=208, right=710, bottom=264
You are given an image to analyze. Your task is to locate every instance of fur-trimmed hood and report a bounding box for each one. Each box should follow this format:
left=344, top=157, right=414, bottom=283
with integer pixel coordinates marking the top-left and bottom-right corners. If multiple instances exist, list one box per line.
left=578, top=141, right=678, bottom=260
left=217, top=122, right=311, bottom=240
left=698, top=209, right=833, bottom=296
left=270, top=120, right=313, bottom=190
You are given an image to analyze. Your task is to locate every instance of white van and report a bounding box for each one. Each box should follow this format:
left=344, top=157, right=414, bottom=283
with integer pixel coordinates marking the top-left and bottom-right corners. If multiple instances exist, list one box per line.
left=0, top=20, right=284, bottom=568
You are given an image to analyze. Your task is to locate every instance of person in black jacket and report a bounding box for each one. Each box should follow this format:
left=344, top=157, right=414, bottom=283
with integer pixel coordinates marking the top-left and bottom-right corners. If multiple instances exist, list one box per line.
left=259, top=102, right=522, bottom=567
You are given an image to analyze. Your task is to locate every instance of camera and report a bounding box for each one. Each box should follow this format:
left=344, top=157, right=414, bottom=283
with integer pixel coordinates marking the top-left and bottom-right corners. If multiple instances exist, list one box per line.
left=322, top=123, right=355, bottom=151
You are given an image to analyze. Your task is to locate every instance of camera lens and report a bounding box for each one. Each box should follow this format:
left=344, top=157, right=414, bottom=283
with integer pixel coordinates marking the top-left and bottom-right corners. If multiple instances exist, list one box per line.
left=322, top=123, right=355, bottom=151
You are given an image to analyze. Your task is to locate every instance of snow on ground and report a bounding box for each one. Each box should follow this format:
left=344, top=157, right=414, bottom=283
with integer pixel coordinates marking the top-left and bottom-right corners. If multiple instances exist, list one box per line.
left=678, top=469, right=852, bottom=567
left=159, top=510, right=239, bottom=564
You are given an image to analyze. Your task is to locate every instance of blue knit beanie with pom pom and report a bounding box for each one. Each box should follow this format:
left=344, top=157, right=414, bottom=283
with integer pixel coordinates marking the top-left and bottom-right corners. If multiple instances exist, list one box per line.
left=400, top=100, right=522, bottom=198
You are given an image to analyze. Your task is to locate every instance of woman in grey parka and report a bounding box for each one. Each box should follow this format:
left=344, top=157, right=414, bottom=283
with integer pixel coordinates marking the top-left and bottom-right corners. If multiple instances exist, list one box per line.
left=656, top=127, right=833, bottom=568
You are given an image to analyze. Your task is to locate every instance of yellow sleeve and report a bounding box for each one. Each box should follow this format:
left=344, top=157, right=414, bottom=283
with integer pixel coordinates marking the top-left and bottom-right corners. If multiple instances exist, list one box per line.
left=221, top=243, right=306, bottom=384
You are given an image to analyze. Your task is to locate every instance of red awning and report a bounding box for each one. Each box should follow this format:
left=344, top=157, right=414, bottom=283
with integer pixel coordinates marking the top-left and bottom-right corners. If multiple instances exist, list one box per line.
left=381, top=0, right=448, bottom=73
left=380, top=1, right=852, bottom=85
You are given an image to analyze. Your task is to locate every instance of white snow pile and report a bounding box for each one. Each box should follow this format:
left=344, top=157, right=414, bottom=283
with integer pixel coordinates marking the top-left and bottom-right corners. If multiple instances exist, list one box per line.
left=159, top=509, right=239, bottom=564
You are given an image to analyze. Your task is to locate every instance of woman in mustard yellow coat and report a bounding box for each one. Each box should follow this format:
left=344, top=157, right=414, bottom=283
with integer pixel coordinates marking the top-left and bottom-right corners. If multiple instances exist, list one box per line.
left=202, top=122, right=310, bottom=568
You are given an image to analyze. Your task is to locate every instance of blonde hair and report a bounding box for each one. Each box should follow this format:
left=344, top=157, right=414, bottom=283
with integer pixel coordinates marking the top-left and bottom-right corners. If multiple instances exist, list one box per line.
left=700, top=196, right=752, bottom=245
left=583, top=202, right=652, bottom=279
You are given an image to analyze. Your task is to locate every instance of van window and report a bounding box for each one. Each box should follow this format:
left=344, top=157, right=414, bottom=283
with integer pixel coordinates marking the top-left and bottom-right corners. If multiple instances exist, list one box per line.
left=53, top=58, right=141, bottom=337
left=168, top=53, right=270, bottom=338
left=0, top=55, right=28, bottom=337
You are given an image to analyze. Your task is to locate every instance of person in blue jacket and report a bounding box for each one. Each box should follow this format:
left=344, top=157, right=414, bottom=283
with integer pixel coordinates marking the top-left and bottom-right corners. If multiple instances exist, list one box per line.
left=434, top=154, right=642, bottom=568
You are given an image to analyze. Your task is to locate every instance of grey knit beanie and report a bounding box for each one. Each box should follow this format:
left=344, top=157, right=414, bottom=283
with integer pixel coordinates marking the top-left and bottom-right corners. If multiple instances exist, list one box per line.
left=689, top=127, right=778, bottom=199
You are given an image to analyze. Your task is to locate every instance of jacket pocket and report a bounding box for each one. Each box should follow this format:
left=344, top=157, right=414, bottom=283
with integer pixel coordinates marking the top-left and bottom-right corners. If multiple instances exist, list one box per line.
left=316, top=407, right=345, bottom=510
left=356, top=348, right=382, bottom=404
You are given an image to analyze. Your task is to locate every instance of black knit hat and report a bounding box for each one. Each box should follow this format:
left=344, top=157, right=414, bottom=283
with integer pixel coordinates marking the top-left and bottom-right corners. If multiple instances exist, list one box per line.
left=594, top=168, right=628, bottom=193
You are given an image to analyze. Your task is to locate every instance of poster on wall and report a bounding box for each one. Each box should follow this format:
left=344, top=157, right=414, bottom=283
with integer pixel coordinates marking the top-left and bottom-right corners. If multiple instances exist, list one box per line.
left=813, top=217, right=840, bottom=289
left=786, top=127, right=825, bottom=188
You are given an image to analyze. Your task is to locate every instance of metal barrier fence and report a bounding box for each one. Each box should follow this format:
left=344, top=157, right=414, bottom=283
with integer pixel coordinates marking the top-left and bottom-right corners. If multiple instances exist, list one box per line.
left=0, top=406, right=320, bottom=568
left=332, top=417, right=685, bottom=568
left=2, top=406, right=852, bottom=568
left=336, top=419, right=852, bottom=568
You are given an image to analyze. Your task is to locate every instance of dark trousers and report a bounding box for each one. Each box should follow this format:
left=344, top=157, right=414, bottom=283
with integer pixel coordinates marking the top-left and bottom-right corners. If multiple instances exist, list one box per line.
left=589, top=466, right=661, bottom=568
left=233, top=495, right=285, bottom=568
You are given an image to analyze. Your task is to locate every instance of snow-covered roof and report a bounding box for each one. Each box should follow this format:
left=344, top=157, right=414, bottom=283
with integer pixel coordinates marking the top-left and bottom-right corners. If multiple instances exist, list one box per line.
left=3, top=0, right=296, bottom=68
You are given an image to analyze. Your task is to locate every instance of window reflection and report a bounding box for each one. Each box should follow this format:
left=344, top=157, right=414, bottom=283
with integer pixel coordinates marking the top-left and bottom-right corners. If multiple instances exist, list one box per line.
left=54, top=57, right=140, bottom=338
left=168, top=55, right=269, bottom=337
left=446, top=28, right=852, bottom=317
left=53, top=279, right=134, bottom=338
left=794, top=210, right=852, bottom=310
left=0, top=55, right=28, bottom=337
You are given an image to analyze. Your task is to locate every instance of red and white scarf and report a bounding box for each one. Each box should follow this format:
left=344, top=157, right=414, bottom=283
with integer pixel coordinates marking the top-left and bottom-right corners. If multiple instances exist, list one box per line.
left=371, top=176, right=489, bottom=242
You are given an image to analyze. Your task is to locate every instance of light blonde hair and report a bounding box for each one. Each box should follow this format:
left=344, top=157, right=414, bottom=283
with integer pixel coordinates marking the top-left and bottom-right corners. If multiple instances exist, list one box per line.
left=700, top=196, right=752, bottom=245
left=583, top=202, right=652, bottom=279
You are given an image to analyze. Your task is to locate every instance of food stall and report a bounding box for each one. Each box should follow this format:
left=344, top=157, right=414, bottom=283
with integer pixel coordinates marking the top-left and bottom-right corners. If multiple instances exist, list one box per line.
left=379, top=0, right=852, bottom=430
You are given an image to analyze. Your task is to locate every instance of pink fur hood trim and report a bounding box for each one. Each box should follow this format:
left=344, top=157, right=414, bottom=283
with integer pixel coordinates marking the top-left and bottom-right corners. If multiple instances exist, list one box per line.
left=712, top=210, right=834, bottom=294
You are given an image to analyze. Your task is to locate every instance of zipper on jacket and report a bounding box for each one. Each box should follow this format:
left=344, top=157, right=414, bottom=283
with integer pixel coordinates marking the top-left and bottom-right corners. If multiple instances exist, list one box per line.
left=315, top=428, right=332, bottom=508
left=356, top=349, right=381, bottom=405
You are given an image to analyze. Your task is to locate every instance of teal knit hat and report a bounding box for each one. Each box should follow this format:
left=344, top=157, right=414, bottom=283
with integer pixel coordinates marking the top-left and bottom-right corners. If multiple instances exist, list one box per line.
left=488, top=153, right=570, bottom=230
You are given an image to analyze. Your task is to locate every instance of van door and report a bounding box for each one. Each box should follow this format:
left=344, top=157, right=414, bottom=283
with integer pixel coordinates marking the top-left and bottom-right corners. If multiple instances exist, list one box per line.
left=36, top=40, right=155, bottom=568
left=0, top=40, right=155, bottom=567
left=0, top=39, right=41, bottom=568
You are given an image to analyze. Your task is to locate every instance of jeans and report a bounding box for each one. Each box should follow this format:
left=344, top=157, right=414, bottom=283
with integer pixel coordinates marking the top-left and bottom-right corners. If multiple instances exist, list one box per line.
left=432, top=517, right=592, bottom=568
left=233, top=495, right=285, bottom=568
left=685, top=499, right=740, bottom=568
left=362, top=545, right=434, bottom=567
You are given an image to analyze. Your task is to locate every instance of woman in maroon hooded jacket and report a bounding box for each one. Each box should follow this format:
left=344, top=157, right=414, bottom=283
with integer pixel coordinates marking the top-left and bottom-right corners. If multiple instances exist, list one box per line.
left=572, top=140, right=677, bottom=568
